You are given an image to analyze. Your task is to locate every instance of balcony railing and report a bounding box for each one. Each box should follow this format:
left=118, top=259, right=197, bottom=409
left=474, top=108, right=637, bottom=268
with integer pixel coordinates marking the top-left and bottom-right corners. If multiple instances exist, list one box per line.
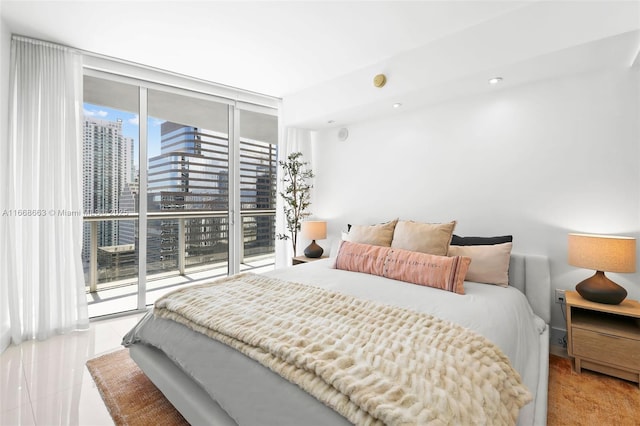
left=83, top=209, right=276, bottom=293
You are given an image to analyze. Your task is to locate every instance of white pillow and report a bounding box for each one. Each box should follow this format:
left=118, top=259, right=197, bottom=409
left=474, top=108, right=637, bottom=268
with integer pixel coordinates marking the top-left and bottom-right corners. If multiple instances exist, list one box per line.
left=447, top=242, right=513, bottom=287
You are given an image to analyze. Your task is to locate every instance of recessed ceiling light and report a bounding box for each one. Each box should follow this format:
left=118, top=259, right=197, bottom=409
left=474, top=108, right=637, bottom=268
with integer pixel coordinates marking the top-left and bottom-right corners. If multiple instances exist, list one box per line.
left=393, top=103, right=402, bottom=109
left=327, top=120, right=335, bottom=124
left=488, top=77, right=503, bottom=85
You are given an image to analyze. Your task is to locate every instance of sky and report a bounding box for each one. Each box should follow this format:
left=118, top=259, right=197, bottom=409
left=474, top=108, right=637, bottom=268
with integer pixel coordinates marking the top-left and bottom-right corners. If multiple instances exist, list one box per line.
left=83, top=103, right=164, bottom=165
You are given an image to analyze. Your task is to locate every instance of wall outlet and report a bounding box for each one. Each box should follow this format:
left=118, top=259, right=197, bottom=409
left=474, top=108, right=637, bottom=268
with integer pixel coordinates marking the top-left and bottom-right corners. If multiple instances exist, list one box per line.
left=555, top=289, right=565, bottom=304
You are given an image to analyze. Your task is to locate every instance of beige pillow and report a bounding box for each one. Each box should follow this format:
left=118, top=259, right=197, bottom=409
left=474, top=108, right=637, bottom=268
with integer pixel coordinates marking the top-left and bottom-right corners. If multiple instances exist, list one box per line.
left=447, top=242, right=513, bottom=287
left=391, top=220, right=456, bottom=256
left=344, top=219, right=398, bottom=247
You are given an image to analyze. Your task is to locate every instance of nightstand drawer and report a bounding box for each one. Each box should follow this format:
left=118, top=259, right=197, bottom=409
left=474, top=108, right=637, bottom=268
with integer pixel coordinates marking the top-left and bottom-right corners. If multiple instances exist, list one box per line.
left=572, top=327, right=640, bottom=371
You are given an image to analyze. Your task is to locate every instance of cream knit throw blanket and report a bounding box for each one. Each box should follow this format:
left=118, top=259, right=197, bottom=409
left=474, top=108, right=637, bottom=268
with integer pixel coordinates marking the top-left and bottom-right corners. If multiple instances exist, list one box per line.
left=154, top=273, right=532, bottom=425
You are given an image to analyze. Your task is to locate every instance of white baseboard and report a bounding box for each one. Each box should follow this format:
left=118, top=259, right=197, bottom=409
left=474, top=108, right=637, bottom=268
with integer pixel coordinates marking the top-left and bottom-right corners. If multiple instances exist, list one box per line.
left=550, top=326, right=567, bottom=348
left=0, top=329, right=11, bottom=354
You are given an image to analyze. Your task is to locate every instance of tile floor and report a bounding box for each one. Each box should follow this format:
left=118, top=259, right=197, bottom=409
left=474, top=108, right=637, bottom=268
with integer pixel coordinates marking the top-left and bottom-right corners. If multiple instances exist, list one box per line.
left=1, top=260, right=276, bottom=425
left=1, top=312, right=145, bottom=426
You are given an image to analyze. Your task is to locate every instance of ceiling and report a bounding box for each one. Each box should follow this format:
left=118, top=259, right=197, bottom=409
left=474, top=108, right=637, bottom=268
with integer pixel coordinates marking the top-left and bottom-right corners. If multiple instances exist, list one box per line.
left=2, top=1, right=639, bottom=128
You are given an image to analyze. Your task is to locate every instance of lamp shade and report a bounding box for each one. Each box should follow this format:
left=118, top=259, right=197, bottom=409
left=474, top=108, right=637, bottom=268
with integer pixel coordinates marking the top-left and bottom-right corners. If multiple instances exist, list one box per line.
left=568, top=233, right=636, bottom=304
left=301, top=221, right=327, bottom=241
left=568, top=233, right=636, bottom=273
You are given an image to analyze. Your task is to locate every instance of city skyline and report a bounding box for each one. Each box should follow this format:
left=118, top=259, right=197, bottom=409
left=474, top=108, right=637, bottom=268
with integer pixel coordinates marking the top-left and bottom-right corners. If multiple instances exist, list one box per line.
left=82, top=115, right=134, bottom=263
left=81, top=102, right=278, bottom=285
left=84, top=102, right=165, bottom=165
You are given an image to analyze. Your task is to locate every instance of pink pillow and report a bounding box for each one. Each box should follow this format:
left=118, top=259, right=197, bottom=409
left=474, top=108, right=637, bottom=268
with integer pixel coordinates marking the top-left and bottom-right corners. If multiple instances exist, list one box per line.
left=335, top=241, right=470, bottom=294
left=384, top=247, right=470, bottom=295
left=334, top=241, right=390, bottom=276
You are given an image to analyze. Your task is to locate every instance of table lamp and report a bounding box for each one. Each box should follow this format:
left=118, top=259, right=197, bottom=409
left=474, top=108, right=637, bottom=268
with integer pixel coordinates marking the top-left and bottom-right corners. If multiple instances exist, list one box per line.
left=568, top=233, right=636, bottom=304
left=301, top=221, right=327, bottom=258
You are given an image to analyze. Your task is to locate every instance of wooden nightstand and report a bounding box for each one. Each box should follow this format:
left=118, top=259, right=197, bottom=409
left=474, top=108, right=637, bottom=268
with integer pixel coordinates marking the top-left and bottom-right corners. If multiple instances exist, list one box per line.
left=565, top=290, right=640, bottom=387
left=292, top=255, right=327, bottom=265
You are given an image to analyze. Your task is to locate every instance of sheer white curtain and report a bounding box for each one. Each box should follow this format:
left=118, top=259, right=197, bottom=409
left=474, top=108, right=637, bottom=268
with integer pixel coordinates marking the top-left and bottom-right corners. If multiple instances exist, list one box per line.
left=275, top=127, right=315, bottom=268
left=2, top=36, right=88, bottom=346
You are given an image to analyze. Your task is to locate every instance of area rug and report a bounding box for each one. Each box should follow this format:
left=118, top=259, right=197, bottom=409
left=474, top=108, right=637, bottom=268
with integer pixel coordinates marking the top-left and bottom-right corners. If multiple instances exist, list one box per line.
left=547, top=354, right=639, bottom=425
left=86, top=348, right=188, bottom=426
left=87, top=350, right=639, bottom=425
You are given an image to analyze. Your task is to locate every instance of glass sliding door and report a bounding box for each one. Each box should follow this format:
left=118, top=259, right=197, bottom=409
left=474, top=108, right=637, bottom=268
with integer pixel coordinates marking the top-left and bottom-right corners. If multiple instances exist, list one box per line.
left=238, top=108, right=278, bottom=272
left=145, top=89, right=231, bottom=303
left=82, top=75, right=140, bottom=317
left=82, top=71, right=279, bottom=317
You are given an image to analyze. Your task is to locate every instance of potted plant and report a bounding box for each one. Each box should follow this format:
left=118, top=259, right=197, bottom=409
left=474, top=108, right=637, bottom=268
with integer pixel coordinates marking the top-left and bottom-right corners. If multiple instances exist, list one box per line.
left=278, top=152, right=314, bottom=256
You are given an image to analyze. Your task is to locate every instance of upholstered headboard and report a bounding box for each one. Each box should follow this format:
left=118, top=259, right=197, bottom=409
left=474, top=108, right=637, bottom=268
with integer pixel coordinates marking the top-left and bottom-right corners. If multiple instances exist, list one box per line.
left=509, top=253, right=551, bottom=324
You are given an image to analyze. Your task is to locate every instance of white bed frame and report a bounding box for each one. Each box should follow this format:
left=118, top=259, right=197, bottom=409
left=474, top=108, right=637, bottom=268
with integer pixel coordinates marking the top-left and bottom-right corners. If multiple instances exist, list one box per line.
left=129, top=253, right=551, bottom=426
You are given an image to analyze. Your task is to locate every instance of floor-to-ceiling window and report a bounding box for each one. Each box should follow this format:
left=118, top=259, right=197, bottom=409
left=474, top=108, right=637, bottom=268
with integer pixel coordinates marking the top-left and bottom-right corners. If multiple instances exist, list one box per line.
left=83, top=76, right=140, bottom=315
left=145, top=88, right=232, bottom=307
left=82, top=71, right=278, bottom=317
left=238, top=109, right=278, bottom=271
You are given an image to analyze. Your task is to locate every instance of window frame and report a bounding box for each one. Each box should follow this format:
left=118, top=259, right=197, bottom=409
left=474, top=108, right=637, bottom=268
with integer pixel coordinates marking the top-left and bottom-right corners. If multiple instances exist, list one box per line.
left=82, top=66, right=279, bottom=311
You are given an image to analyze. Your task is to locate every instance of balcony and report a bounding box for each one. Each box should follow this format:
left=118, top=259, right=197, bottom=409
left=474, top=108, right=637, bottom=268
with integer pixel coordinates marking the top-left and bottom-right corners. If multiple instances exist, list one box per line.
left=83, top=210, right=275, bottom=317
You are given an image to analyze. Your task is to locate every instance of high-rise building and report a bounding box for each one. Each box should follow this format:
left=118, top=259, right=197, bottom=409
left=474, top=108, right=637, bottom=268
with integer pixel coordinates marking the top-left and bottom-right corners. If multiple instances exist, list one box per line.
left=82, top=117, right=134, bottom=260
left=148, top=123, right=229, bottom=271
left=147, top=122, right=276, bottom=270
left=240, top=144, right=277, bottom=258
left=118, top=181, right=138, bottom=245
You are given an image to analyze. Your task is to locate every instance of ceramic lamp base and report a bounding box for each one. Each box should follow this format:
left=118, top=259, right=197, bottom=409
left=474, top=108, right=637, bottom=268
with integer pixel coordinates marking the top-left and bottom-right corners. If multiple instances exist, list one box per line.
left=304, top=240, right=324, bottom=258
left=576, top=270, right=627, bottom=305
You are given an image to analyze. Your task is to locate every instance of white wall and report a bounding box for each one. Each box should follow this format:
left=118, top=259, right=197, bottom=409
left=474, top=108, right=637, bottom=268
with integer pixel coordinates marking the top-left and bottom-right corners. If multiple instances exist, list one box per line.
left=1, top=15, right=12, bottom=351
left=311, top=69, right=640, bottom=334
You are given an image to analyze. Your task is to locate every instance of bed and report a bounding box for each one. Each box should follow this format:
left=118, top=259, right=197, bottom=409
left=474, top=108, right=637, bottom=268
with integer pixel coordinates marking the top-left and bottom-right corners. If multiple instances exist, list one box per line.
left=123, top=251, right=550, bottom=426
